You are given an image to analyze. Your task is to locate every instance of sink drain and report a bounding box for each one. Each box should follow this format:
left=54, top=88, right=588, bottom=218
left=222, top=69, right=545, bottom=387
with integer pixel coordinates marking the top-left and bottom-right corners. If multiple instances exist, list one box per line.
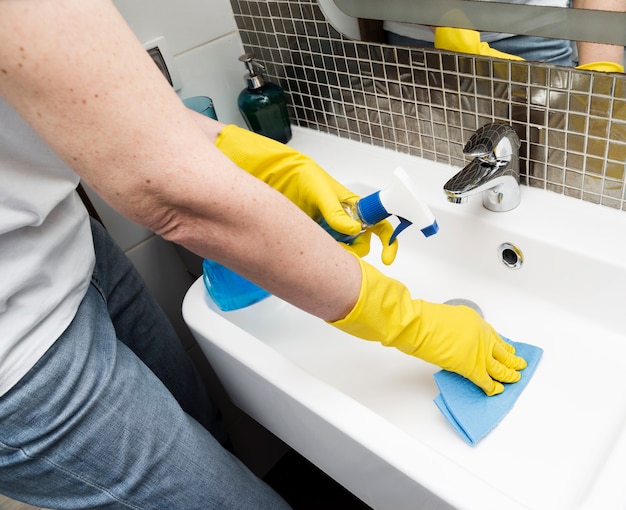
left=498, top=242, right=523, bottom=269
left=443, top=298, right=484, bottom=318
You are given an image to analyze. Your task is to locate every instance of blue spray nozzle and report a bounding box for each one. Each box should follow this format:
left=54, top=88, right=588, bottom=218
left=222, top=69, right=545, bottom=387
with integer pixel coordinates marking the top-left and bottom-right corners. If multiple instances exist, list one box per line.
left=359, top=192, right=418, bottom=246
left=318, top=166, right=438, bottom=246
left=379, top=167, right=438, bottom=241
left=357, top=191, right=389, bottom=225
left=389, top=217, right=438, bottom=244
left=420, top=219, right=439, bottom=237
left=390, top=217, right=412, bottom=244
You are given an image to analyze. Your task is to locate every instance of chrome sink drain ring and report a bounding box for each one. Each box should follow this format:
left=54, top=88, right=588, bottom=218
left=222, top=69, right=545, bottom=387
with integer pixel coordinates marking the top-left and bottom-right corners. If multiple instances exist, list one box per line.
left=443, top=298, right=484, bottom=318
left=498, top=242, right=524, bottom=269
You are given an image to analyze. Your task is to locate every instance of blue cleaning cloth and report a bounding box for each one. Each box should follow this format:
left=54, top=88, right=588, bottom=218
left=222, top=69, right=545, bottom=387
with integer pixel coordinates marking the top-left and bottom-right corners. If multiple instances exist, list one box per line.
left=433, top=338, right=543, bottom=445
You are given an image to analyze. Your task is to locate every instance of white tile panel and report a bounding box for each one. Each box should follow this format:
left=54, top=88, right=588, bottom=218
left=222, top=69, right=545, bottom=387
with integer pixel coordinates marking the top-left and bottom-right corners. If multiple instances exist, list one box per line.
left=175, top=34, right=247, bottom=127
left=113, top=0, right=237, bottom=55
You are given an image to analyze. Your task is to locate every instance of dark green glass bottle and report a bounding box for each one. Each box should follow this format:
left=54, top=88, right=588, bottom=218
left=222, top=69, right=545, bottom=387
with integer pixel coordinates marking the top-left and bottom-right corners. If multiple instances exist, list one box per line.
left=237, top=54, right=292, bottom=144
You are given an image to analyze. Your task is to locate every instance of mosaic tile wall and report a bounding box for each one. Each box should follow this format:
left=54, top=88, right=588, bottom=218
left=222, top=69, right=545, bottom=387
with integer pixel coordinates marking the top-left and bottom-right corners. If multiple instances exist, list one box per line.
left=231, top=0, right=626, bottom=210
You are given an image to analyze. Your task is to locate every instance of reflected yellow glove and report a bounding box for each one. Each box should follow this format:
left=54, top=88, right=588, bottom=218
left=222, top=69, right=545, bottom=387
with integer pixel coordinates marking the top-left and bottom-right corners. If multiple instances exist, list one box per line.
left=331, top=256, right=527, bottom=395
left=434, top=27, right=525, bottom=61
left=576, top=61, right=624, bottom=73
left=216, top=124, right=398, bottom=265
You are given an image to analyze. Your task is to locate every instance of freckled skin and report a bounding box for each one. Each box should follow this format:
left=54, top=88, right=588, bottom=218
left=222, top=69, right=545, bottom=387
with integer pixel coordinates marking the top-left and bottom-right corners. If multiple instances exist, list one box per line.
left=0, top=0, right=362, bottom=322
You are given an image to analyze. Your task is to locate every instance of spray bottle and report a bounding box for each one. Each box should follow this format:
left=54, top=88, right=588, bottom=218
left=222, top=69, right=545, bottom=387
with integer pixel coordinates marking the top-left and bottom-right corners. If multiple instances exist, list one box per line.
left=319, top=166, right=439, bottom=245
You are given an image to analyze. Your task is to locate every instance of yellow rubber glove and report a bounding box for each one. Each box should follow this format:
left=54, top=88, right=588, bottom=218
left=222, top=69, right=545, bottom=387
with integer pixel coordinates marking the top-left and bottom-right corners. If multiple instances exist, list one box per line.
left=434, top=27, right=525, bottom=61
left=330, top=256, right=528, bottom=396
left=216, top=124, right=398, bottom=265
left=576, top=62, right=624, bottom=73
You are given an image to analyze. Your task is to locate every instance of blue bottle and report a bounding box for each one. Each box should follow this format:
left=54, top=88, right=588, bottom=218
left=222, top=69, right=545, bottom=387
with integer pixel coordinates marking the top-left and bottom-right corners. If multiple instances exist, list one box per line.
left=181, top=94, right=270, bottom=311
left=202, top=260, right=270, bottom=312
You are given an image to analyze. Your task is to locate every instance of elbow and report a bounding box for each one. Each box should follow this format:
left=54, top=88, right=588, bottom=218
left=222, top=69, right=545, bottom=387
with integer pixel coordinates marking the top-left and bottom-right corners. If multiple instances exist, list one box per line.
left=147, top=206, right=194, bottom=245
left=129, top=198, right=192, bottom=245
left=145, top=205, right=218, bottom=260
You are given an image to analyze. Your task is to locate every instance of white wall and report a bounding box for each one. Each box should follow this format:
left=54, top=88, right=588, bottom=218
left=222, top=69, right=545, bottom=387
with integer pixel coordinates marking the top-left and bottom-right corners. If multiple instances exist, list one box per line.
left=115, top=0, right=246, bottom=126
left=83, top=0, right=288, bottom=476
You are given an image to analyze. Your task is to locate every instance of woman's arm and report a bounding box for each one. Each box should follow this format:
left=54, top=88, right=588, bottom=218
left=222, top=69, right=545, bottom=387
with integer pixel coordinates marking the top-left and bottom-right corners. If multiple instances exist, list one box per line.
left=574, top=0, right=625, bottom=67
left=0, top=0, right=361, bottom=322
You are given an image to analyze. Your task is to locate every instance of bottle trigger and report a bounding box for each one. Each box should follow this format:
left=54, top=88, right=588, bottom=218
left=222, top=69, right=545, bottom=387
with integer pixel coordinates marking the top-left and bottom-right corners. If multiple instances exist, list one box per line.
left=390, top=217, right=413, bottom=244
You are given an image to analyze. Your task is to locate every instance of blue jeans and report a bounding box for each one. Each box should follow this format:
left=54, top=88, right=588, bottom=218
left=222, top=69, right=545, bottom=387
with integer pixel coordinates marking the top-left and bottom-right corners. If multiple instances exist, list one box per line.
left=494, top=35, right=573, bottom=67
left=0, top=218, right=290, bottom=510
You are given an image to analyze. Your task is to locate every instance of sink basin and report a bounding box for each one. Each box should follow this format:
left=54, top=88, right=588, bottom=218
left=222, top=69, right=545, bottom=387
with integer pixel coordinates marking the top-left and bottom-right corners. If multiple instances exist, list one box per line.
left=183, top=127, right=626, bottom=510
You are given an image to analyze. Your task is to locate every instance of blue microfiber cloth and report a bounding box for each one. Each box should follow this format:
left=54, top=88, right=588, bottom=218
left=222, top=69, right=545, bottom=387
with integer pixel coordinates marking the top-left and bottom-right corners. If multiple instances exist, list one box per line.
left=433, top=338, right=543, bottom=445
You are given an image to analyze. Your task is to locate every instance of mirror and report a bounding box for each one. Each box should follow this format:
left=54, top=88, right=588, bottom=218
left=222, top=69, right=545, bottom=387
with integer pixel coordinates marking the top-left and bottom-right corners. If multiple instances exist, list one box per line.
left=320, top=0, right=626, bottom=69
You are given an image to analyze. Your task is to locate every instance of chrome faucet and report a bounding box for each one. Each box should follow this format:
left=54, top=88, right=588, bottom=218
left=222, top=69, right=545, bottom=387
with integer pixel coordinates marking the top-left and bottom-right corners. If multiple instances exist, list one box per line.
left=443, top=123, right=521, bottom=212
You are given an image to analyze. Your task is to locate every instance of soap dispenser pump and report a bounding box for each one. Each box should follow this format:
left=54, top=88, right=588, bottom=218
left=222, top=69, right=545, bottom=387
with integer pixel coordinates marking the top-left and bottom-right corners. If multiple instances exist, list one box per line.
left=237, top=53, right=292, bottom=143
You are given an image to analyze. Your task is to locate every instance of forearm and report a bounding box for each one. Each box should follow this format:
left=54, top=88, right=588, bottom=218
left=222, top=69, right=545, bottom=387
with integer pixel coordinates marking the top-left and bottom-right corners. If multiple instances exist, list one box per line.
left=0, top=0, right=361, bottom=321
left=164, top=165, right=362, bottom=322
left=573, top=0, right=625, bottom=66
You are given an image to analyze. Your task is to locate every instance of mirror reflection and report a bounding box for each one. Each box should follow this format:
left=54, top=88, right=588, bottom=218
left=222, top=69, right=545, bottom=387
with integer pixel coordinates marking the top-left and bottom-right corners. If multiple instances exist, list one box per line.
left=328, top=0, right=625, bottom=72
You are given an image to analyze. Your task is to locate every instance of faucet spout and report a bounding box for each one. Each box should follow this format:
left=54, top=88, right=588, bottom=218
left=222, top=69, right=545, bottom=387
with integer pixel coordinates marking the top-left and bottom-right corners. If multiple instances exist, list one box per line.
left=443, top=123, right=521, bottom=212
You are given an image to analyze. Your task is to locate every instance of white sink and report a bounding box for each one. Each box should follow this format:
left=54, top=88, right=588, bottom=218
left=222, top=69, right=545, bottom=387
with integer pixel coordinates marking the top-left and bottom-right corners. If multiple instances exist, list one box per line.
left=183, top=127, right=626, bottom=510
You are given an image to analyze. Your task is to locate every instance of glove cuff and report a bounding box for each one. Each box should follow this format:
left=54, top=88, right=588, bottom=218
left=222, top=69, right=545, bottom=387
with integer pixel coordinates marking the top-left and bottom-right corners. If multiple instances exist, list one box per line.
left=329, top=254, right=419, bottom=350
left=576, top=61, right=624, bottom=73
left=216, top=124, right=287, bottom=170
left=434, top=27, right=524, bottom=61
left=434, top=27, right=480, bottom=53
left=328, top=254, right=375, bottom=337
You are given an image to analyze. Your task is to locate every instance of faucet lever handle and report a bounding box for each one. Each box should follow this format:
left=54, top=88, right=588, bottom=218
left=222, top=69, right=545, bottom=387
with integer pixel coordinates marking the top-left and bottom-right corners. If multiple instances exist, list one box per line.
left=463, top=124, right=519, bottom=163
left=445, top=122, right=521, bottom=212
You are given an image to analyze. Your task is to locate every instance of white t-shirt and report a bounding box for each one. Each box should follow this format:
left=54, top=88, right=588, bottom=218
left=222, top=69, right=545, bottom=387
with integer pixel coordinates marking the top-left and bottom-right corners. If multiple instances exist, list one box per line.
left=384, top=0, right=569, bottom=44
left=0, top=98, right=94, bottom=396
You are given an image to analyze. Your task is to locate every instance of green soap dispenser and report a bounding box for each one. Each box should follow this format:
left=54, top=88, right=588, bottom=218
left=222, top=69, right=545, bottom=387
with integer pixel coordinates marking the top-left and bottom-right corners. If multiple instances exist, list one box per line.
left=237, top=53, right=292, bottom=143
